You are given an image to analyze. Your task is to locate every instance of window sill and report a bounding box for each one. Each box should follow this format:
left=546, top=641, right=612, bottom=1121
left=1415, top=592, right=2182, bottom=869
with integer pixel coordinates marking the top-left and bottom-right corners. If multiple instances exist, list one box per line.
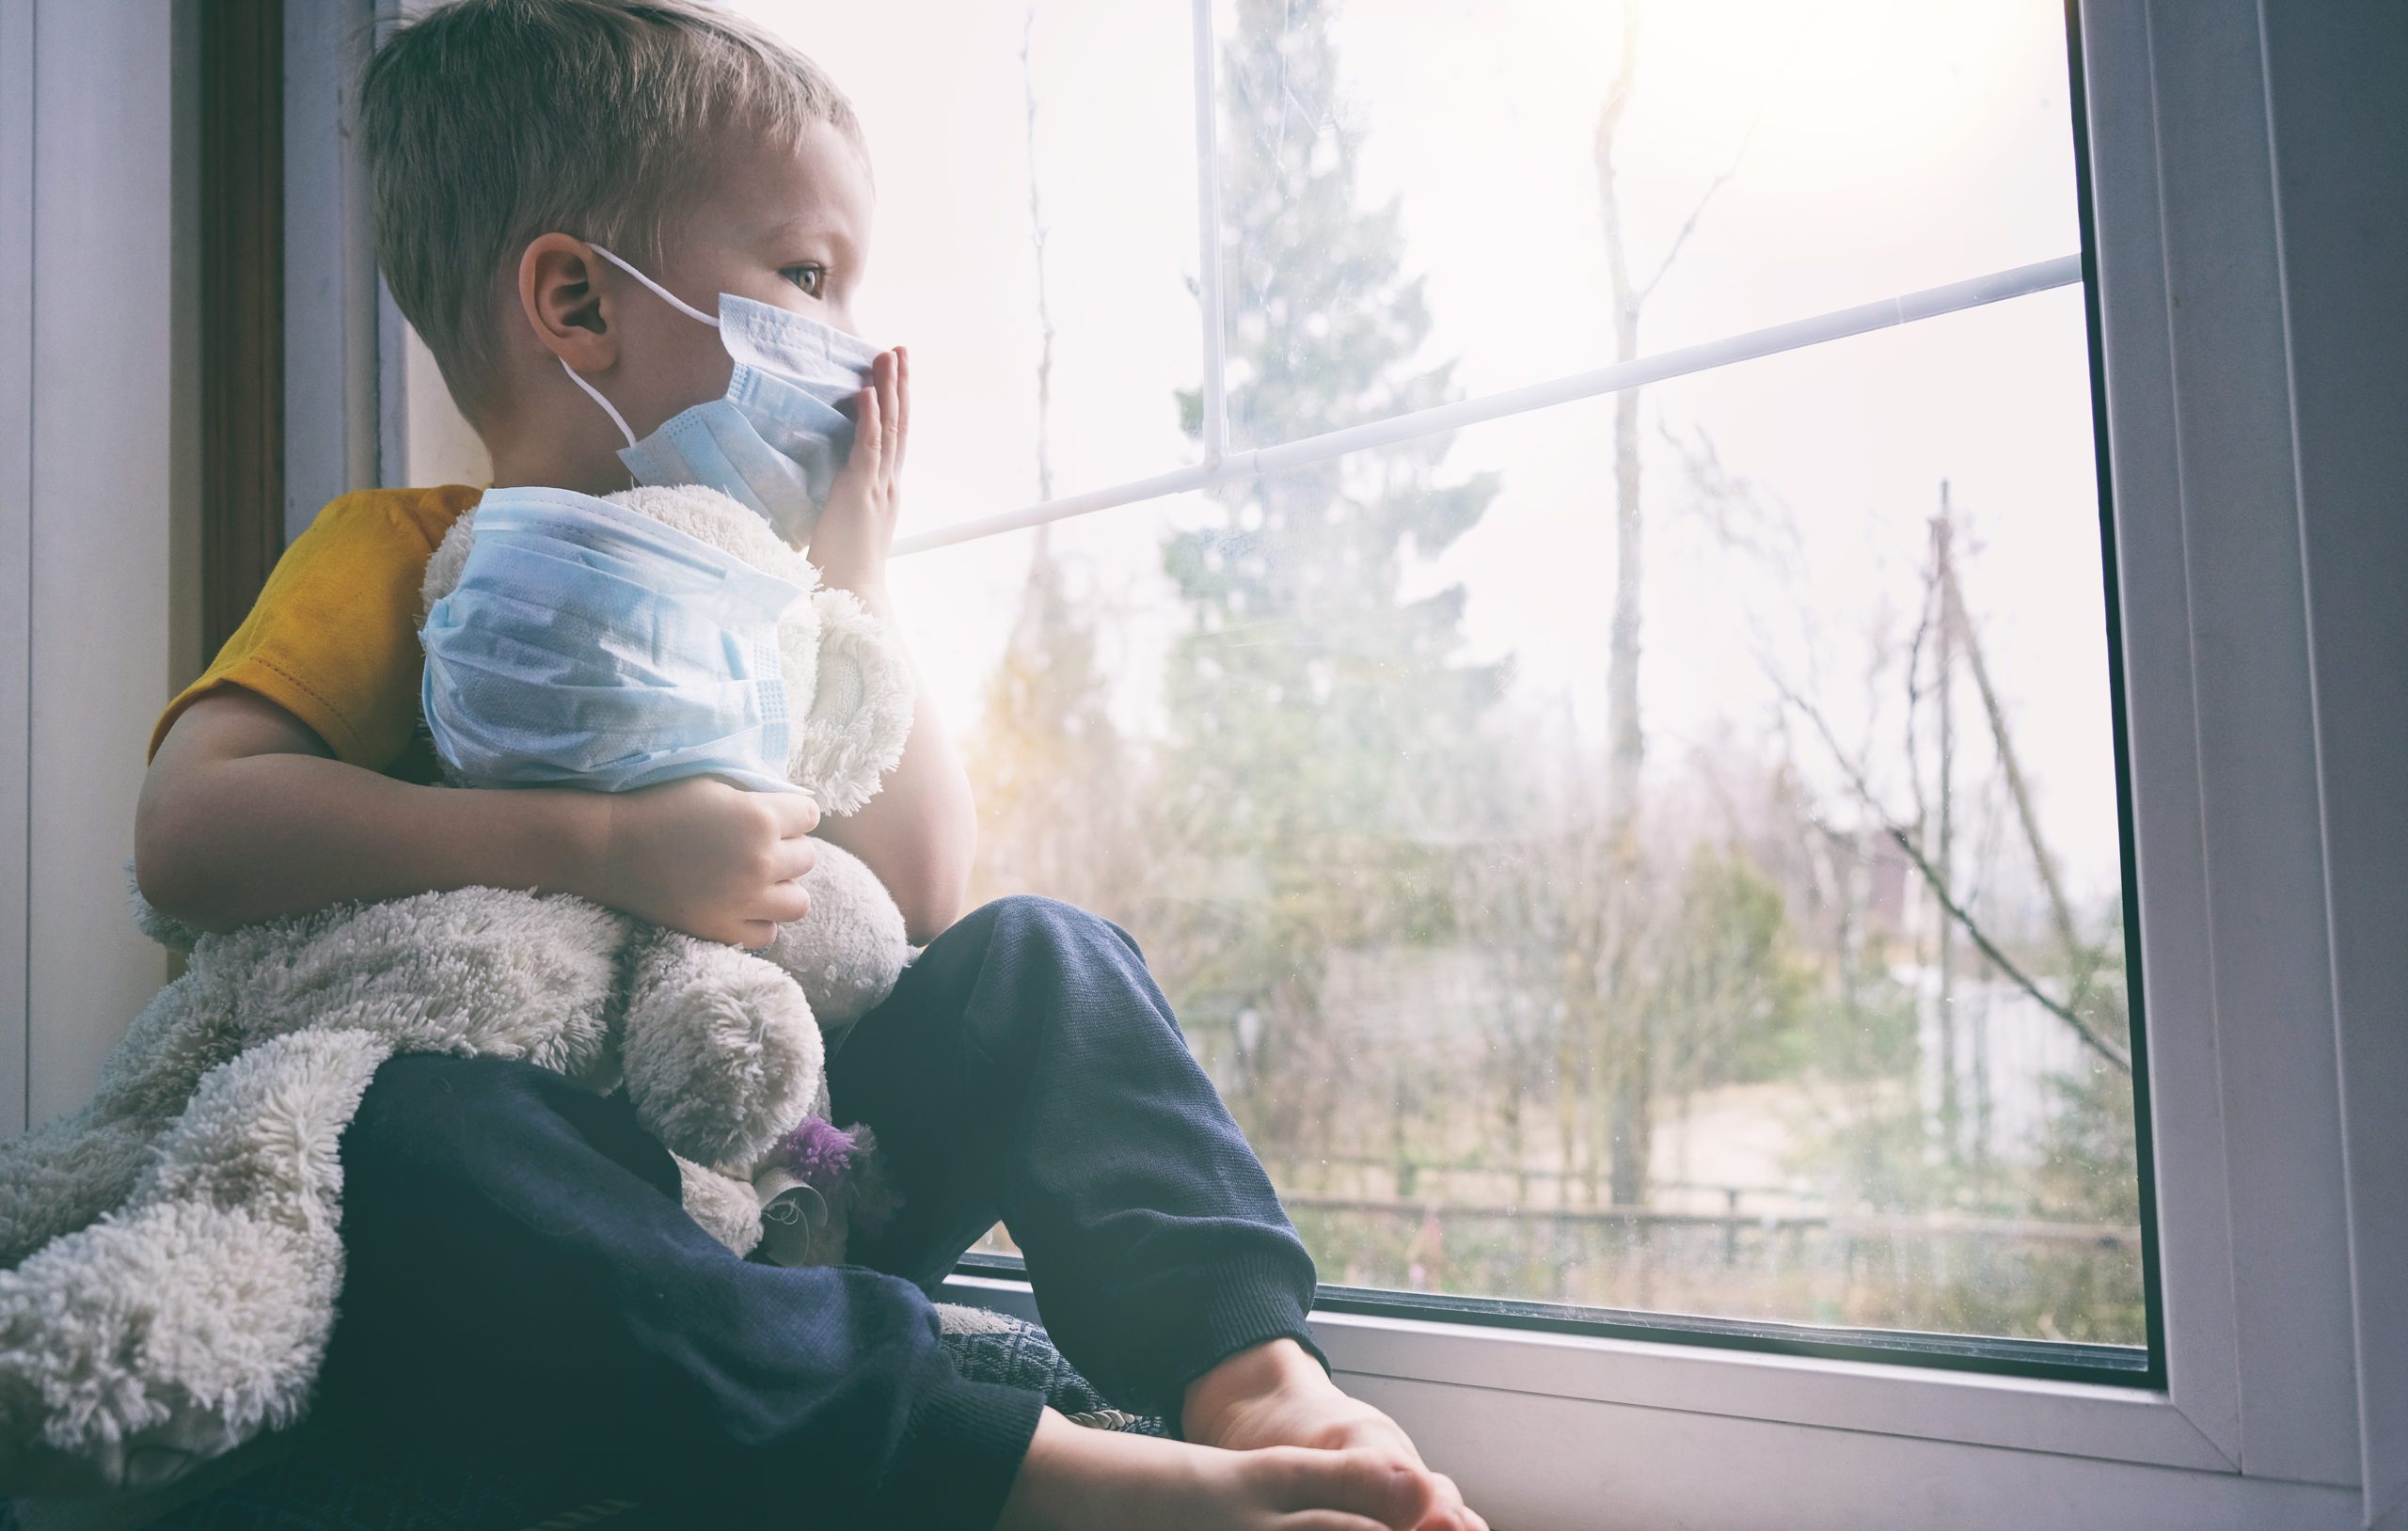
left=939, top=1271, right=2361, bottom=1531
left=944, top=1271, right=2223, bottom=1471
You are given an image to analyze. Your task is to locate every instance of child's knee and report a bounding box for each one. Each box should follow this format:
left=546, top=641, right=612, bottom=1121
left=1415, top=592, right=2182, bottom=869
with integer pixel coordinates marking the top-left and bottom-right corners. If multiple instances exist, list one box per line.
left=959, top=892, right=1145, bottom=966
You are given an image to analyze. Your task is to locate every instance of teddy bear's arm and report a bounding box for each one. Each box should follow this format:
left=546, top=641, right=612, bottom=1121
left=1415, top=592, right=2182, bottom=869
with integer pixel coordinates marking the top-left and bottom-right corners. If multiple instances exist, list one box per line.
left=618, top=927, right=828, bottom=1174
left=787, top=586, right=915, bottom=816
left=760, top=836, right=914, bottom=1031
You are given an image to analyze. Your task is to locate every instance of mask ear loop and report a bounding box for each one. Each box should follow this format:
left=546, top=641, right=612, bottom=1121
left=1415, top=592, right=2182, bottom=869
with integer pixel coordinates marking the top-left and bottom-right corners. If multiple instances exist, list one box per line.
left=556, top=241, right=724, bottom=450
left=587, top=242, right=722, bottom=328
left=559, top=359, right=638, bottom=449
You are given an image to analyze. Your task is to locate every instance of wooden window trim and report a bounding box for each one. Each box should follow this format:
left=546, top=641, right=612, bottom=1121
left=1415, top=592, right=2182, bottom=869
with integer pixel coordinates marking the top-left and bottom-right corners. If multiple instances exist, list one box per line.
left=199, top=0, right=283, bottom=657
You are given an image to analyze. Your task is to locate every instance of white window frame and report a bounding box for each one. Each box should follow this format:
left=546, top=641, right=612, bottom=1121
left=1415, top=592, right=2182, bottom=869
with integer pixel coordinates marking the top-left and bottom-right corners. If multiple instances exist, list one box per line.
left=351, top=2, right=2403, bottom=1524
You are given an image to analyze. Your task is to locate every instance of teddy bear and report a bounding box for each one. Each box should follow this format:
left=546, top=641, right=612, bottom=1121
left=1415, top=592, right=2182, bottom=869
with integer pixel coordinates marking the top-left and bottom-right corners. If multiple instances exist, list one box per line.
left=0, top=481, right=926, bottom=1493
left=414, top=481, right=920, bottom=1265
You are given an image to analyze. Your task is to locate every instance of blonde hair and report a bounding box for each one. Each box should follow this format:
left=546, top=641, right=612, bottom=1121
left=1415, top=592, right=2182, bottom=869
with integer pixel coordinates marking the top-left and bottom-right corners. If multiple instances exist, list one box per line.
left=360, top=0, right=868, bottom=423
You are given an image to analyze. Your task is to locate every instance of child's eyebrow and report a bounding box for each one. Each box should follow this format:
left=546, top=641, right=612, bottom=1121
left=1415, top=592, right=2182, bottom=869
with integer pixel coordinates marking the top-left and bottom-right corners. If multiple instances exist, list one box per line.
left=765, top=215, right=858, bottom=262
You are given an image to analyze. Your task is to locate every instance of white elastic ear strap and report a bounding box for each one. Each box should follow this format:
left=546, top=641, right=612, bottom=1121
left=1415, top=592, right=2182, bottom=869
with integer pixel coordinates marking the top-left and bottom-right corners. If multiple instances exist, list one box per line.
left=559, top=358, right=637, bottom=448
left=587, top=241, right=722, bottom=327
left=558, top=241, right=721, bottom=448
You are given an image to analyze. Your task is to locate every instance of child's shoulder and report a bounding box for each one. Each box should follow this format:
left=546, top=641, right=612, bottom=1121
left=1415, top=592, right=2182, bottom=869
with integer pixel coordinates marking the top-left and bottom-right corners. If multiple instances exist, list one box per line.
left=301, top=483, right=484, bottom=560
left=150, top=485, right=488, bottom=773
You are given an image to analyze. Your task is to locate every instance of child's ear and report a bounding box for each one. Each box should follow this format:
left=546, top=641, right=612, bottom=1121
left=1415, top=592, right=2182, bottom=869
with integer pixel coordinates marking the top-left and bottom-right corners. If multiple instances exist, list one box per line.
left=517, top=233, right=615, bottom=371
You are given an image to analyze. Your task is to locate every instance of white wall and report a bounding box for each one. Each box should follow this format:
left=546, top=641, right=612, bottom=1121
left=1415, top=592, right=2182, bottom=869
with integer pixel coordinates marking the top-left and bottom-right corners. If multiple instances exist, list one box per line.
left=0, top=0, right=465, bottom=1135
left=0, top=1, right=199, bottom=1132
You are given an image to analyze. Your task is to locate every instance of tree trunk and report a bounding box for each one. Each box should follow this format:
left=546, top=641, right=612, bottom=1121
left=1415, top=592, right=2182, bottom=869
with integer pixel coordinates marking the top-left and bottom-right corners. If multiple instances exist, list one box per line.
left=1932, top=489, right=1962, bottom=1168
left=1594, top=5, right=1654, bottom=1208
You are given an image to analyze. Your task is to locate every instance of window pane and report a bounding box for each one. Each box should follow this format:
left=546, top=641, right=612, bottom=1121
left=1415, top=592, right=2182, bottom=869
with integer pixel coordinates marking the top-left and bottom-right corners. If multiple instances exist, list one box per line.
left=895, top=282, right=2145, bottom=1348
left=733, top=1, right=1205, bottom=522
left=1213, top=0, right=2083, bottom=448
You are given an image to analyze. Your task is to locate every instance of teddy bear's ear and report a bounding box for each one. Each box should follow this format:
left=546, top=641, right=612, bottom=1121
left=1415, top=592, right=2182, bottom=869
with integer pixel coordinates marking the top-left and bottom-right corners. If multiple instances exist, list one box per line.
left=419, top=512, right=479, bottom=622
left=787, top=588, right=914, bottom=814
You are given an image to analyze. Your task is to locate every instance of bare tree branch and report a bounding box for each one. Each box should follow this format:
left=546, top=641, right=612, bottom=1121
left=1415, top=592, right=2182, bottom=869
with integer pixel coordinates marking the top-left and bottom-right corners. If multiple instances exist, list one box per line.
left=1658, top=418, right=1802, bottom=568
left=1763, top=662, right=2133, bottom=1076
left=1938, top=551, right=2085, bottom=964
left=1893, top=553, right=1934, bottom=840
left=1636, top=112, right=1761, bottom=306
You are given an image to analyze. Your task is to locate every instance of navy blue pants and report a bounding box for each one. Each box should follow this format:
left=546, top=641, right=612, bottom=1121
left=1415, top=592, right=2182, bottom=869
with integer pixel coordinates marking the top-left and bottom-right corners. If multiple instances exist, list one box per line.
left=312, top=895, right=1323, bottom=1529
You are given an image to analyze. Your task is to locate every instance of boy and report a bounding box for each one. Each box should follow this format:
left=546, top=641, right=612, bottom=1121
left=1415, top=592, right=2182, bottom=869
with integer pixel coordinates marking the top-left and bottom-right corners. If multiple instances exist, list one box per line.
left=133, top=3, right=1484, bottom=1528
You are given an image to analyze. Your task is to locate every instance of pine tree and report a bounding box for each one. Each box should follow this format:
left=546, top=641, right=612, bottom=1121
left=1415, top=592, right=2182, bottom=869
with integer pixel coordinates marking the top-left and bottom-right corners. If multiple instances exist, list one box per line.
left=1152, top=0, right=1510, bottom=1148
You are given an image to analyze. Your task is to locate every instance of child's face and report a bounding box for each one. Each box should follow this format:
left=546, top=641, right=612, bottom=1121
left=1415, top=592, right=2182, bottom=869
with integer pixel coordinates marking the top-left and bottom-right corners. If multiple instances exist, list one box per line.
left=603, top=117, right=877, bottom=437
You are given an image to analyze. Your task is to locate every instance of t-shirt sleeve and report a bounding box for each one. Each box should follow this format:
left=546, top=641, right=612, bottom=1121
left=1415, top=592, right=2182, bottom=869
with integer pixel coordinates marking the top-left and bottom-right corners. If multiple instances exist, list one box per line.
left=149, top=490, right=466, bottom=770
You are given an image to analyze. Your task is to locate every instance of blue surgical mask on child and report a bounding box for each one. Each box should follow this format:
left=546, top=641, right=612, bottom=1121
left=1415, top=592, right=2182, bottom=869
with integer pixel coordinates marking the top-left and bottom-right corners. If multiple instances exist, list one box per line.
left=560, top=243, right=884, bottom=547
left=420, top=485, right=808, bottom=795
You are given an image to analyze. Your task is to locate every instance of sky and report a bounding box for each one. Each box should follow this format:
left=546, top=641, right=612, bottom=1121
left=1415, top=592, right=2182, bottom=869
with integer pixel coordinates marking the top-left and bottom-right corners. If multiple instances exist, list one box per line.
left=729, top=0, right=2122, bottom=916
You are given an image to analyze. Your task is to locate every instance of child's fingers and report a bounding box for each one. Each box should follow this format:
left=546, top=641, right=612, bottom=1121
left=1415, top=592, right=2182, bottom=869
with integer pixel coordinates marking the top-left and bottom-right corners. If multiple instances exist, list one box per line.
left=878, top=351, right=901, bottom=481
left=1281, top=1516, right=1395, bottom=1531
left=851, top=381, right=881, bottom=469
left=892, top=345, right=909, bottom=471
left=768, top=836, right=818, bottom=883
left=766, top=792, right=821, bottom=837
left=757, top=879, right=812, bottom=925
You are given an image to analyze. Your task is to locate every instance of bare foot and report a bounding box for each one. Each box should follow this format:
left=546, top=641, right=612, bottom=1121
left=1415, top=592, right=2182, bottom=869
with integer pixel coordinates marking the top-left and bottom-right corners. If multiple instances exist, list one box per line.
left=1181, top=1340, right=1487, bottom=1531
left=996, top=1406, right=1440, bottom=1530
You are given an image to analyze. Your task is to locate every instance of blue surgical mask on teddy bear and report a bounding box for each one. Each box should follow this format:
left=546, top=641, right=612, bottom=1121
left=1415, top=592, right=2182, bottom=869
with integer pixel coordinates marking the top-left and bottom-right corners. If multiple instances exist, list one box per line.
left=559, top=242, right=884, bottom=547
left=420, top=486, right=808, bottom=796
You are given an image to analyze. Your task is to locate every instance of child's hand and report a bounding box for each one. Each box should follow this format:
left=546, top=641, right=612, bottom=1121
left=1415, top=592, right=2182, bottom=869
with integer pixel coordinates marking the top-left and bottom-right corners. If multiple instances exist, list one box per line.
left=588, top=777, right=822, bottom=949
left=808, top=344, right=908, bottom=595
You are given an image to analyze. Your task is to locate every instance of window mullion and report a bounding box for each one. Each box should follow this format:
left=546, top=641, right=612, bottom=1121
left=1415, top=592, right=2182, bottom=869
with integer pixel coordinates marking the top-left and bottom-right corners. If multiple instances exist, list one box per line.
left=1191, top=0, right=1228, bottom=464
left=894, top=254, right=2080, bottom=558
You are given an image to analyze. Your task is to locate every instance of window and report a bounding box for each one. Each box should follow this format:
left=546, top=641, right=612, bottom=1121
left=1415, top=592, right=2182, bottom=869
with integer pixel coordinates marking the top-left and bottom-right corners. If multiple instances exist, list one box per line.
left=326, top=2, right=2396, bottom=1524
left=745, top=0, right=2156, bottom=1378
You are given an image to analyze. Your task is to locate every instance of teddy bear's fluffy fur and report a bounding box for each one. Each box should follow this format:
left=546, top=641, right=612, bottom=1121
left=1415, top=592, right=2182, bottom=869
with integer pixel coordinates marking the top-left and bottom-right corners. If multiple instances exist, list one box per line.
left=0, top=484, right=920, bottom=1500
left=417, top=483, right=919, bottom=1243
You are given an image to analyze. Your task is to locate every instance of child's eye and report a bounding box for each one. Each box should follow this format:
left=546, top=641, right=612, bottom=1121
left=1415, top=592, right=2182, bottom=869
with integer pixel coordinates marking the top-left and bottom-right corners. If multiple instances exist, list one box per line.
left=781, top=264, right=827, bottom=296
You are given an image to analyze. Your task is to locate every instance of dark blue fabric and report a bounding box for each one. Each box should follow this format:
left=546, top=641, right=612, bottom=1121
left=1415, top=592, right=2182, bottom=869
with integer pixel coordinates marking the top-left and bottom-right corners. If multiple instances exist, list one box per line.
left=832, top=894, right=1328, bottom=1412
left=8, top=1310, right=1151, bottom=1531
left=301, top=894, right=1321, bottom=1530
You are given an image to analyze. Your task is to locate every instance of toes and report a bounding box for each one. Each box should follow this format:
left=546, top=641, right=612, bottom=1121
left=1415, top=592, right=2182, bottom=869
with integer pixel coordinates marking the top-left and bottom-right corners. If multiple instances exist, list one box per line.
left=1266, top=1446, right=1436, bottom=1526
left=1404, top=1471, right=1484, bottom=1531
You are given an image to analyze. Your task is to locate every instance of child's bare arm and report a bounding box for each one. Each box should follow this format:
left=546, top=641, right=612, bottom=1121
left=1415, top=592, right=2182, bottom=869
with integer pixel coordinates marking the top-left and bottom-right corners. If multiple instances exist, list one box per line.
left=807, top=343, right=980, bottom=944
left=811, top=576, right=978, bottom=945
left=137, top=688, right=819, bottom=946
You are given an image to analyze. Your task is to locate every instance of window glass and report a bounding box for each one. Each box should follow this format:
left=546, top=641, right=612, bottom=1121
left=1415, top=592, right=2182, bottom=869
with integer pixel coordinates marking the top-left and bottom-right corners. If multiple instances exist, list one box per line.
left=759, top=0, right=2147, bottom=1356
left=895, top=284, right=2140, bottom=1345
left=1212, top=0, right=2083, bottom=447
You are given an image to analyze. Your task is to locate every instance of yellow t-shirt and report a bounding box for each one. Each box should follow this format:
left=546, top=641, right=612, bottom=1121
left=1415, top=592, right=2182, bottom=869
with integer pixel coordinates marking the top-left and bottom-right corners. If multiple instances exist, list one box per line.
left=150, top=485, right=484, bottom=783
